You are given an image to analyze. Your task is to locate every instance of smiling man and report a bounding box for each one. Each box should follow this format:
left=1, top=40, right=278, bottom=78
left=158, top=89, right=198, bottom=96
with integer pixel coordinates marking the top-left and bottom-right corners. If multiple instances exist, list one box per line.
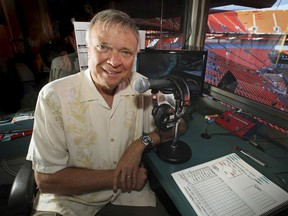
left=26, top=9, right=182, bottom=216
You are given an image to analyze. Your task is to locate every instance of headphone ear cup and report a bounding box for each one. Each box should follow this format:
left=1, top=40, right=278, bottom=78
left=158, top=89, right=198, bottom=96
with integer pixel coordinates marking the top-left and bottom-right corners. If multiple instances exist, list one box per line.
left=153, top=104, right=174, bottom=131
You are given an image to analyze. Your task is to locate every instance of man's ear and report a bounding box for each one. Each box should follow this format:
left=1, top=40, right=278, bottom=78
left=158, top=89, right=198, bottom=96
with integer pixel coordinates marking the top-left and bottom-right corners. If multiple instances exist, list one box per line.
left=86, top=46, right=91, bottom=59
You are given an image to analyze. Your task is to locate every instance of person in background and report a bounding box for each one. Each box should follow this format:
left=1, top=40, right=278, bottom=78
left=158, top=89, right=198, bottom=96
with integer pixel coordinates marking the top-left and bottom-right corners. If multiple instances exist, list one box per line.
left=27, top=9, right=186, bottom=216
left=49, top=19, right=80, bottom=82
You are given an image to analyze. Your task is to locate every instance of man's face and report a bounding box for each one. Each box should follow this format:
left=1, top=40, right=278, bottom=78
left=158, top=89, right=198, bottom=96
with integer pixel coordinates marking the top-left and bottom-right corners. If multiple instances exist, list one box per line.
left=87, top=23, right=138, bottom=92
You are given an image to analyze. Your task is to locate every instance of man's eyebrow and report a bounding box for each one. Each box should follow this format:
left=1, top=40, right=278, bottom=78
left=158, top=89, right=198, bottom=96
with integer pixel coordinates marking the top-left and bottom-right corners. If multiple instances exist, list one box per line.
left=122, top=47, right=132, bottom=51
left=97, top=41, right=109, bottom=45
left=96, top=35, right=108, bottom=44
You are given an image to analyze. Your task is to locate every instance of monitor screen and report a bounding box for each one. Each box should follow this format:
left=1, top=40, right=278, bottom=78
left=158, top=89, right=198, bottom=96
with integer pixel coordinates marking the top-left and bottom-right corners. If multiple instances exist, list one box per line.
left=204, top=37, right=288, bottom=132
left=136, top=49, right=208, bottom=98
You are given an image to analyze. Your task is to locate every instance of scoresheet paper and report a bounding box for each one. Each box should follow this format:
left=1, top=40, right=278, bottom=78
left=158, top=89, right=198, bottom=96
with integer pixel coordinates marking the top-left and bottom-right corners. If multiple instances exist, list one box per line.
left=172, top=153, right=288, bottom=216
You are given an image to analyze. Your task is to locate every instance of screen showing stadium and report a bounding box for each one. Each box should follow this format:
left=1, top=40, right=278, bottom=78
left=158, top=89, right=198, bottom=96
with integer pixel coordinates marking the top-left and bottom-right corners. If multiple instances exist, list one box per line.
left=204, top=9, right=288, bottom=131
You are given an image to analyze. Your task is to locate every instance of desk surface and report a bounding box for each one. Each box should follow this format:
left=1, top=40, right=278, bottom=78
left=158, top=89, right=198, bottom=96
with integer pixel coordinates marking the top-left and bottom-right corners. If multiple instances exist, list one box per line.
left=0, top=117, right=33, bottom=160
left=144, top=112, right=288, bottom=216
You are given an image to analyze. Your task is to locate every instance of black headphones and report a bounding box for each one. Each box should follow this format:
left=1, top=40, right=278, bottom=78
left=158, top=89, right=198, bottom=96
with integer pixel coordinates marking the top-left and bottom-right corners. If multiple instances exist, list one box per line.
left=152, top=102, right=175, bottom=131
left=151, top=76, right=190, bottom=131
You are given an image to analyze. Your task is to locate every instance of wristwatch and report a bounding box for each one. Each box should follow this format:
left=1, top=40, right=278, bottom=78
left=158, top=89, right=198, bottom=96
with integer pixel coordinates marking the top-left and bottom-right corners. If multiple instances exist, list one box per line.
left=140, top=135, right=154, bottom=149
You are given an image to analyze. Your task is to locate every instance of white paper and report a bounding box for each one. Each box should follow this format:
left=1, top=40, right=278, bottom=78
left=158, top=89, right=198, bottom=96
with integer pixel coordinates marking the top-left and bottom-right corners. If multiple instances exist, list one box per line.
left=172, top=153, right=288, bottom=216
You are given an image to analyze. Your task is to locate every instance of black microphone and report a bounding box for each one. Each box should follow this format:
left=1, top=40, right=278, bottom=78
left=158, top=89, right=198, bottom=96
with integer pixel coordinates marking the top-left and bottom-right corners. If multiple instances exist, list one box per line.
left=133, top=77, right=173, bottom=93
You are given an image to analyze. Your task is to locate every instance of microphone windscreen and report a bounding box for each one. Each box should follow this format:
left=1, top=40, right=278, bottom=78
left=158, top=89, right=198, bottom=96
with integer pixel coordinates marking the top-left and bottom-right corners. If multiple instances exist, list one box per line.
left=133, top=77, right=150, bottom=93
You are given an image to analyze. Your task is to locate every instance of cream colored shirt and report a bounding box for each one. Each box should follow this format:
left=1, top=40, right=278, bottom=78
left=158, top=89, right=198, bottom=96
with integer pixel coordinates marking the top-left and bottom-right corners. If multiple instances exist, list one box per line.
left=27, top=69, right=158, bottom=216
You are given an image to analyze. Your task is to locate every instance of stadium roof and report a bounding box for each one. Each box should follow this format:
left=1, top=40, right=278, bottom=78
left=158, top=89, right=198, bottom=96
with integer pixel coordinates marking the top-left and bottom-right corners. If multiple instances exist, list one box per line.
left=210, top=0, right=288, bottom=11
left=210, top=0, right=277, bottom=9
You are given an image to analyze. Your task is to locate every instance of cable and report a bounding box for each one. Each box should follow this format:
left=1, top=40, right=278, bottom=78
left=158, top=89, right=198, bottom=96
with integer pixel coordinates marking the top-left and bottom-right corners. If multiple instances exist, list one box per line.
left=1, top=160, right=18, bottom=177
left=273, top=170, right=288, bottom=192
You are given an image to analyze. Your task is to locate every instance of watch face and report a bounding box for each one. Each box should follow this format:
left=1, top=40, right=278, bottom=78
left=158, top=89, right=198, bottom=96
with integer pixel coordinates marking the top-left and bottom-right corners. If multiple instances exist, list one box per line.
left=142, top=135, right=152, bottom=145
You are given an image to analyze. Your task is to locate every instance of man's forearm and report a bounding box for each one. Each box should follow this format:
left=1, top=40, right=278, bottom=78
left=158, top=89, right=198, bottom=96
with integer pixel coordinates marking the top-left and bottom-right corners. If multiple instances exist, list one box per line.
left=35, top=167, right=116, bottom=195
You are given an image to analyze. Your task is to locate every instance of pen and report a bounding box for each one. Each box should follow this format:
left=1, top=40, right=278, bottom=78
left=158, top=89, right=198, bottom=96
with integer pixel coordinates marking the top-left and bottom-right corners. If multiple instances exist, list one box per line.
left=233, top=146, right=270, bottom=168
left=2, top=130, right=33, bottom=141
left=9, top=130, right=33, bottom=140
left=247, top=139, right=265, bottom=152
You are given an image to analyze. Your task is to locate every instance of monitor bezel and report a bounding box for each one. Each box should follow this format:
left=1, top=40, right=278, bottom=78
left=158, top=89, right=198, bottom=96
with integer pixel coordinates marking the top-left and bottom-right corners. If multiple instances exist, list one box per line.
left=204, top=84, right=288, bottom=132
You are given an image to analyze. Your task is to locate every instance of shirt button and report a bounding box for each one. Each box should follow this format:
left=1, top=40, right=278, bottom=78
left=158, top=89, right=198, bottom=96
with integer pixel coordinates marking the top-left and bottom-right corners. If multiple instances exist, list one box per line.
left=110, top=138, right=114, bottom=142
left=113, top=161, right=117, bottom=165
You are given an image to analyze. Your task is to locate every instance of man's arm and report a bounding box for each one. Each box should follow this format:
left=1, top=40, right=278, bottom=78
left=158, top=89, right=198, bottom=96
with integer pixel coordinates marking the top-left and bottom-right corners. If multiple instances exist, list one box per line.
left=112, top=118, right=187, bottom=192
left=36, top=118, right=186, bottom=195
left=35, top=166, right=147, bottom=195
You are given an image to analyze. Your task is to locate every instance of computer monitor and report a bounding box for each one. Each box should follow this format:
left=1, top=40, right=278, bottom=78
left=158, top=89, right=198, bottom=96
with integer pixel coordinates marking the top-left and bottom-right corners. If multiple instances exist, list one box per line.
left=204, top=43, right=288, bottom=132
left=136, top=49, right=208, bottom=99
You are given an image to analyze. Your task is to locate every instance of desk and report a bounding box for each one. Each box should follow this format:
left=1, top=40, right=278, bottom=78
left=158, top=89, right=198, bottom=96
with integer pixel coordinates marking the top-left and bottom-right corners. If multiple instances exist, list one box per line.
left=144, top=112, right=288, bottom=216
left=0, top=115, right=33, bottom=185
left=0, top=116, right=33, bottom=160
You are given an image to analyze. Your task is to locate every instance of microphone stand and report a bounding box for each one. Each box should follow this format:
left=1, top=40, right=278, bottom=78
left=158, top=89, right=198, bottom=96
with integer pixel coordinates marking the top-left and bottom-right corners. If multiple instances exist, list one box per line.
left=156, top=96, right=192, bottom=164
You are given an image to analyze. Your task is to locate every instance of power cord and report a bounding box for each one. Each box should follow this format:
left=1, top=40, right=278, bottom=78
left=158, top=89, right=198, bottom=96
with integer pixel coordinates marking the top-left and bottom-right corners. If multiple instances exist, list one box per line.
left=1, top=160, right=18, bottom=177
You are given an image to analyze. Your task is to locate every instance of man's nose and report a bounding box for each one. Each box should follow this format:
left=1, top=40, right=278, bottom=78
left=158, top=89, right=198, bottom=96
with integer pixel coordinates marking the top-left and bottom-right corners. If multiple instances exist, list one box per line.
left=107, top=51, right=121, bottom=67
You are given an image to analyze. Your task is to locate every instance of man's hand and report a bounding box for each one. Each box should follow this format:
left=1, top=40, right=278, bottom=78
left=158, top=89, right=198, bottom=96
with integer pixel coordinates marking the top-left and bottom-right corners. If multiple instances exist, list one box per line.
left=133, top=167, right=148, bottom=191
left=112, top=139, right=145, bottom=192
left=122, top=167, right=147, bottom=192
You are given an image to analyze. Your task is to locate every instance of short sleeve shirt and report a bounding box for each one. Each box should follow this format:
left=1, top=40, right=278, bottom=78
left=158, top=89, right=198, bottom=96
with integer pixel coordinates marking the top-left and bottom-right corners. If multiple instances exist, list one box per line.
left=27, top=69, right=157, bottom=215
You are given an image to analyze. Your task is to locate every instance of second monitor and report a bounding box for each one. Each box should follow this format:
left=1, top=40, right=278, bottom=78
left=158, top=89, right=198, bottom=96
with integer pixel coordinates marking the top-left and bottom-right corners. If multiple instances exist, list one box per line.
left=136, top=49, right=208, bottom=99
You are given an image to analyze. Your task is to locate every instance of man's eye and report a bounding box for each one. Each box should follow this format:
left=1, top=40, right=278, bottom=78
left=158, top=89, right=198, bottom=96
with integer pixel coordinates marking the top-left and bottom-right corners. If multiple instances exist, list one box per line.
left=96, top=45, right=110, bottom=52
left=120, top=50, right=132, bottom=57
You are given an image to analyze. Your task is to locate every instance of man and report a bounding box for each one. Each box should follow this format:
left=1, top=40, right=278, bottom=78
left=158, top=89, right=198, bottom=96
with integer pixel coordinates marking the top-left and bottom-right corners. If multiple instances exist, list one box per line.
left=48, top=51, right=79, bottom=82
left=49, top=22, right=80, bottom=82
left=27, top=9, right=185, bottom=215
